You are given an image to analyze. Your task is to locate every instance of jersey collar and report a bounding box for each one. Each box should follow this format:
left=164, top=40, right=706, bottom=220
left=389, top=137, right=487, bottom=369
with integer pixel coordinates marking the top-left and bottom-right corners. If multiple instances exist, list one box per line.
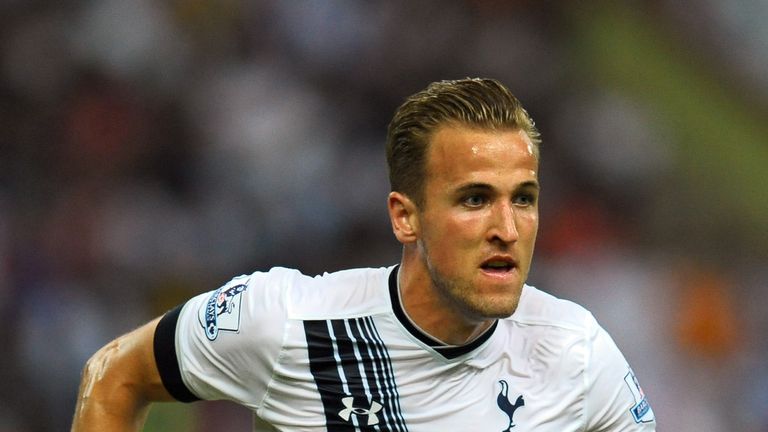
left=388, top=265, right=498, bottom=359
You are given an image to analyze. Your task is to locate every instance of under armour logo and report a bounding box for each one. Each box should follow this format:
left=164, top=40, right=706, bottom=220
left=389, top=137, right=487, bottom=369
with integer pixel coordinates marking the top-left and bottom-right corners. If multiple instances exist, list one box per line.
left=338, top=396, right=383, bottom=426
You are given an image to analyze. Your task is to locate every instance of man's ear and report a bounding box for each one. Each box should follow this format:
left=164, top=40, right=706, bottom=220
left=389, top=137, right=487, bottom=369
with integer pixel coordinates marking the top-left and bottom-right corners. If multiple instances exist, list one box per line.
left=387, top=191, right=420, bottom=244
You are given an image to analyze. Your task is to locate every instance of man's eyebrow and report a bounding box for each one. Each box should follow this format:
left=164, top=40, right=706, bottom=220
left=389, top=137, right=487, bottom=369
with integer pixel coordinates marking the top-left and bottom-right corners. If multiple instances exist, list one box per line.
left=454, top=180, right=540, bottom=194
left=519, top=180, right=540, bottom=190
left=454, top=183, right=494, bottom=194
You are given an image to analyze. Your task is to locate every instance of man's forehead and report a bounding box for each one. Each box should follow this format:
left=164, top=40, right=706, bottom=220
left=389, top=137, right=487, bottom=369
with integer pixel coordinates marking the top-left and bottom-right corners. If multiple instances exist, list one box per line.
left=428, top=126, right=536, bottom=158
left=425, top=126, right=538, bottom=174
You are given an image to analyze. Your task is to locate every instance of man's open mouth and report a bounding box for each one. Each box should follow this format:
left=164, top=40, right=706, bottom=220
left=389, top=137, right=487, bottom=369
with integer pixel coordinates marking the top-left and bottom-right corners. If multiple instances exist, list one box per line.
left=480, top=258, right=517, bottom=272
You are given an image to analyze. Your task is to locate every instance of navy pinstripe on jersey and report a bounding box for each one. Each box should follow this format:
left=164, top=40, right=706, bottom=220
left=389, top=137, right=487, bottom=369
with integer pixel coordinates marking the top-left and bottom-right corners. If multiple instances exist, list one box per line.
left=305, top=317, right=408, bottom=431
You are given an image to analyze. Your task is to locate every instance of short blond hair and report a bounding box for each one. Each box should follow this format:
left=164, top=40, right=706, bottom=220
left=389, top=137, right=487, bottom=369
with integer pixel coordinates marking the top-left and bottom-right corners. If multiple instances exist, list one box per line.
left=386, top=78, right=540, bottom=206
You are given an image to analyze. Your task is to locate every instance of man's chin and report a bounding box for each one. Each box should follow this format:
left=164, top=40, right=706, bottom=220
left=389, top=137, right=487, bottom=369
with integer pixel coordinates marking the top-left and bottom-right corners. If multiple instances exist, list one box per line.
left=462, top=294, right=521, bottom=321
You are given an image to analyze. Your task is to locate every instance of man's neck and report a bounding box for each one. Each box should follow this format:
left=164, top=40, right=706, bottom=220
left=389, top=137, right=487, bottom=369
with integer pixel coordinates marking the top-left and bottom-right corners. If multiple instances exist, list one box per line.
left=397, top=254, right=495, bottom=346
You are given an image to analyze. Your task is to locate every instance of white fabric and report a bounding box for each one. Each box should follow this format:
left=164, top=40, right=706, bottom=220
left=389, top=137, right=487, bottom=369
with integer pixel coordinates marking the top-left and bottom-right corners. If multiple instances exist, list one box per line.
left=174, top=266, right=656, bottom=431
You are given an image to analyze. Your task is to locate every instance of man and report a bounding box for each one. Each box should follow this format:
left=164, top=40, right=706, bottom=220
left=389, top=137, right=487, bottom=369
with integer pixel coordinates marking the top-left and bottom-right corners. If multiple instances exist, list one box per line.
left=72, top=78, right=656, bottom=431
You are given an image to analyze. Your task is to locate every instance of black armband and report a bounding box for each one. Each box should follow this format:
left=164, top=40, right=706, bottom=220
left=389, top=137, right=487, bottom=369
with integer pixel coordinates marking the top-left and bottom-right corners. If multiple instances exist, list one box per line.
left=153, top=304, right=201, bottom=402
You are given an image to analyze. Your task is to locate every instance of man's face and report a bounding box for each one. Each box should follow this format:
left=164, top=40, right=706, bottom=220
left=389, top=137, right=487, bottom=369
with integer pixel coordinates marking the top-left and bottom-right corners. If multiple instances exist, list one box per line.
left=416, top=125, right=539, bottom=321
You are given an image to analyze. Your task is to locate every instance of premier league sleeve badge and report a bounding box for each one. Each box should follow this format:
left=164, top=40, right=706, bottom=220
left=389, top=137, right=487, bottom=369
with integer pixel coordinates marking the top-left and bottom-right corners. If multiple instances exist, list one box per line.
left=198, top=280, right=249, bottom=341
left=624, top=368, right=655, bottom=424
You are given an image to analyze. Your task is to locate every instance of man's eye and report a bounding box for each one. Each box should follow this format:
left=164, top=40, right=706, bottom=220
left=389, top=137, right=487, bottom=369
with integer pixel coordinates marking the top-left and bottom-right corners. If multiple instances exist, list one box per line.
left=514, top=194, right=536, bottom=206
left=463, top=195, right=486, bottom=207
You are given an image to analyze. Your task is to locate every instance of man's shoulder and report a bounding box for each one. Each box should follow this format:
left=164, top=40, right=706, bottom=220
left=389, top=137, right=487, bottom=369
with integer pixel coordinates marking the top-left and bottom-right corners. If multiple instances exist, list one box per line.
left=508, top=284, right=597, bottom=332
left=267, top=265, right=395, bottom=320
left=496, top=285, right=601, bottom=381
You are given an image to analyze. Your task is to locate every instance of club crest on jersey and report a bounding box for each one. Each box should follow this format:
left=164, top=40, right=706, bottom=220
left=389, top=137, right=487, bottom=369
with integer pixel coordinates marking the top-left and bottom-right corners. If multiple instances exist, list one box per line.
left=624, top=368, right=655, bottom=423
left=497, top=380, right=524, bottom=431
left=198, top=280, right=248, bottom=341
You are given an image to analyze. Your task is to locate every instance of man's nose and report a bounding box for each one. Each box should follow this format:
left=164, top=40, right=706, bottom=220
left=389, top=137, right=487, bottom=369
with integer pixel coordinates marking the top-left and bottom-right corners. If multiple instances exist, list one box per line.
left=488, top=202, right=519, bottom=243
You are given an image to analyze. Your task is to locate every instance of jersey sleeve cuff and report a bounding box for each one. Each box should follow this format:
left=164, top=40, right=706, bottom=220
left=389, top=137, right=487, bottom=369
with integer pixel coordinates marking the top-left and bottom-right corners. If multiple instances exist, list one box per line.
left=153, top=303, right=201, bottom=403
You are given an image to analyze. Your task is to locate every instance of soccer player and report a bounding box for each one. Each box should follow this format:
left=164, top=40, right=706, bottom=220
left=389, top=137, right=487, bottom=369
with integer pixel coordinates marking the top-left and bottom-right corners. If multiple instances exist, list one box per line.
left=72, top=78, right=656, bottom=431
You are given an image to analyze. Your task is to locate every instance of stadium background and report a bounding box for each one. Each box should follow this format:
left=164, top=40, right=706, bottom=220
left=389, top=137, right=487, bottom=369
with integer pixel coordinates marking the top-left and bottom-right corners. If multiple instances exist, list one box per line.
left=1, top=1, right=766, bottom=431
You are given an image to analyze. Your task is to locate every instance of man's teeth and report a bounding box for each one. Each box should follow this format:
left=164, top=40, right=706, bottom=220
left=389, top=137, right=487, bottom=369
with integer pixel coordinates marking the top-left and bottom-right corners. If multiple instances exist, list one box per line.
left=485, top=261, right=511, bottom=268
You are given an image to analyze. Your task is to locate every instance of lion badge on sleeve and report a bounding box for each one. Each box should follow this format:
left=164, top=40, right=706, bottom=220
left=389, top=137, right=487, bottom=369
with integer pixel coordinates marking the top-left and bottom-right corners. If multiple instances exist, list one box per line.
left=198, top=278, right=249, bottom=341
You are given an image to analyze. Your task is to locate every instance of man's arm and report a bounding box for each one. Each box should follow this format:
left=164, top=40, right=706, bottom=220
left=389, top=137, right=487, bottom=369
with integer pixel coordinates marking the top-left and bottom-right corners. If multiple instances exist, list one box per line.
left=71, top=317, right=177, bottom=432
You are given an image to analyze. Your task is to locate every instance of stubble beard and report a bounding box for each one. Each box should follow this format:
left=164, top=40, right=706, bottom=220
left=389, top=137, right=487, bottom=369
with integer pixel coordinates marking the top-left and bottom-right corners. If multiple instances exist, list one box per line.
left=423, top=249, right=521, bottom=322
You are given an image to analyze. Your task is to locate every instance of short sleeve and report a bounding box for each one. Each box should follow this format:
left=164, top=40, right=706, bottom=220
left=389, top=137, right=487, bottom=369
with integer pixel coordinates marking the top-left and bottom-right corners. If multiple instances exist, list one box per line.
left=154, top=303, right=200, bottom=402
left=584, top=317, right=656, bottom=431
left=155, top=269, right=292, bottom=408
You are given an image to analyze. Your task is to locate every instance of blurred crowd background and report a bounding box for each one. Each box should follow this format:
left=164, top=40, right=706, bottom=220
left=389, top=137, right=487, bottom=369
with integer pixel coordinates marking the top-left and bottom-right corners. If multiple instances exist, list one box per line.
left=1, top=1, right=766, bottom=431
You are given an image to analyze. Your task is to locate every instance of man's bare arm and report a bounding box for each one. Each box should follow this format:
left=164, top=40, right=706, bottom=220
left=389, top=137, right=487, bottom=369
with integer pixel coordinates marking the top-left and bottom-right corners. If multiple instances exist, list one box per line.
left=71, top=317, right=177, bottom=432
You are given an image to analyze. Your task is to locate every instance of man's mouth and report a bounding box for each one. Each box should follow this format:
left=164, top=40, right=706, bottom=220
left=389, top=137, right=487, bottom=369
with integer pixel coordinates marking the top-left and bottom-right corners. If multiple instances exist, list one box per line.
left=480, top=257, right=517, bottom=273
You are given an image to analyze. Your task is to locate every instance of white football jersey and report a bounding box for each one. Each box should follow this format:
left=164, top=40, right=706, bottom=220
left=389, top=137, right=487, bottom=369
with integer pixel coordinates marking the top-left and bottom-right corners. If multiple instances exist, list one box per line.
left=154, top=265, right=656, bottom=431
